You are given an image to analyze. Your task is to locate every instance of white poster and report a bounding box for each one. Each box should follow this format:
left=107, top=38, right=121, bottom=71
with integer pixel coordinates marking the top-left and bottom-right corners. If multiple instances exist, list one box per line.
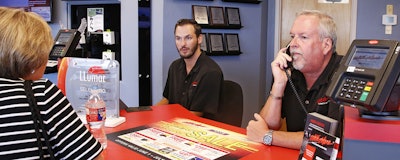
left=87, top=8, right=104, bottom=32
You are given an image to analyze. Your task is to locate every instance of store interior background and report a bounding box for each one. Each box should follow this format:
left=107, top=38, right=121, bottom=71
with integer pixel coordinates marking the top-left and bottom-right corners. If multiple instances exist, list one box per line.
left=47, top=0, right=400, bottom=127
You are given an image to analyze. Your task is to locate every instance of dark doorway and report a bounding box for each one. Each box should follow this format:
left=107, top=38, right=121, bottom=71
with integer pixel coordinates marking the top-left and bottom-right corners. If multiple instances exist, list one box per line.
left=138, top=0, right=152, bottom=105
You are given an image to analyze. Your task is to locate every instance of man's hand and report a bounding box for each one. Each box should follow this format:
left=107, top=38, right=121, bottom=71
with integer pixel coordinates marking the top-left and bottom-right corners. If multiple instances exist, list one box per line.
left=246, top=113, right=269, bottom=143
left=271, top=47, right=292, bottom=84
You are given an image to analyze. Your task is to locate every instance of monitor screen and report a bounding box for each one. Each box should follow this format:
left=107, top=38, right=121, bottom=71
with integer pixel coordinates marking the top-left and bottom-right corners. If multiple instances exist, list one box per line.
left=0, top=0, right=52, bottom=22
left=348, top=47, right=389, bottom=69
left=56, top=32, right=73, bottom=44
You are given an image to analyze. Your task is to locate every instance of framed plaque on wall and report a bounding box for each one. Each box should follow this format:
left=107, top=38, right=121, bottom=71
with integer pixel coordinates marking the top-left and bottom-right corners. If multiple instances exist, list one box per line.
left=208, top=33, right=225, bottom=53
left=209, top=6, right=226, bottom=26
left=200, top=33, right=209, bottom=52
left=192, top=5, right=209, bottom=25
left=225, top=33, right=241, bottom=54
left=225, top=7, right=241, bottom=26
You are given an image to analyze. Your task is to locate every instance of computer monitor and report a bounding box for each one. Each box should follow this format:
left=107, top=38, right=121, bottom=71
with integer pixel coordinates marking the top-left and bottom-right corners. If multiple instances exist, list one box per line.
left=0, top=0, right=52, bottom=22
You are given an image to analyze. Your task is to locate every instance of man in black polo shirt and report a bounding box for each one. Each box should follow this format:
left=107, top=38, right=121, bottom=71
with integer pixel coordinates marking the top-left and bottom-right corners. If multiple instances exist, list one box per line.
left=156, top=19, right=223, bottom=117
left=246, top=10, right=342, bottom=149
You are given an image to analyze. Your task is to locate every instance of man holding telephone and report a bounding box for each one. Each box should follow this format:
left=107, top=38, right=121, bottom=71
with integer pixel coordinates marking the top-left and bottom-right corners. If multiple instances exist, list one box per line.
left=246, top=10, right=343, bottom=149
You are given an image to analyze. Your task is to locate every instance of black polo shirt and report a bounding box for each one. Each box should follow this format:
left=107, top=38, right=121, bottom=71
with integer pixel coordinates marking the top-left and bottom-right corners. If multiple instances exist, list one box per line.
left=281, top=52, right=343, bottom=133
left=163, top=52, right=223, bottom=114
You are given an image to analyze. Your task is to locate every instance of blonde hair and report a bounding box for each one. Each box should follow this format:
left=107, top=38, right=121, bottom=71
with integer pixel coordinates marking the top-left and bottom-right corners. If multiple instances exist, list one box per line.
left=0, top=7, right=53, bottom=78
left=297, top=10, right=337, bottom=52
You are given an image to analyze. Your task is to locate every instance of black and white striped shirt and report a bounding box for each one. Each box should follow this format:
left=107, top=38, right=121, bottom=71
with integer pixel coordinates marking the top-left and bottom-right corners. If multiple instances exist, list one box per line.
left=0, top=78, right=103, bottom=159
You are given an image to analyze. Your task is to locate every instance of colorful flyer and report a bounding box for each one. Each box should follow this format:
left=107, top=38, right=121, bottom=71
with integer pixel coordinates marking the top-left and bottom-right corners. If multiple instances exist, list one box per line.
left=108, top=118, right=263, bottom=160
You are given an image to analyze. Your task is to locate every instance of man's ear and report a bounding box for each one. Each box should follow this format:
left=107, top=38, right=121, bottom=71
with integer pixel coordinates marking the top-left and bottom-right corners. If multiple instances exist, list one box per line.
left=198, top=34, right=203, bottom=46
left=322, top=38, right=333, bottom=55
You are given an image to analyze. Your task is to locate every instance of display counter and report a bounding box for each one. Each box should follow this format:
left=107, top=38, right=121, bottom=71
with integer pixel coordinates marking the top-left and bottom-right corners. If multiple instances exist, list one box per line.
left=342, top=106, right=400, bottom=160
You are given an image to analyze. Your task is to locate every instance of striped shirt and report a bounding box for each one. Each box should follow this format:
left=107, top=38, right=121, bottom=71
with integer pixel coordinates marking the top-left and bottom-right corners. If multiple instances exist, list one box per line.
left=0, top=78, right=103, bottom=159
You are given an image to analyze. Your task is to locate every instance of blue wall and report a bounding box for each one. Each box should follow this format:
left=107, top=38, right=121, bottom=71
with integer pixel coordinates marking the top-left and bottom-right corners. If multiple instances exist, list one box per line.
left=356, top=0, right=400, bottom=41
left=161, top=0, right=267, bottom=127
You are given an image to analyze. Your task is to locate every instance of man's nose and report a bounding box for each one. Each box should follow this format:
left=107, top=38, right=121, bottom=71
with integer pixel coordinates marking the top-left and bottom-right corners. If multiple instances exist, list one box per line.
left=176, top=40, right=185, bottom=47
left=290, top=37, right=299, bottom=48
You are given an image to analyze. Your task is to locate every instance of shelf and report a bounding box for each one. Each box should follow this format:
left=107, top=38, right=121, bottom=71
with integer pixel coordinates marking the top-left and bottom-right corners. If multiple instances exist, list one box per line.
left=221, top=0, right=261, bottom=4
left=200, top=24, right=243, bottom=29
left=206, top=51, right=242, bottom=56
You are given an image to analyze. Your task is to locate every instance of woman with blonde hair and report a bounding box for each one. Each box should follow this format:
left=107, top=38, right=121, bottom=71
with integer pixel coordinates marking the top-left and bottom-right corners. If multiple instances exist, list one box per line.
left=0, top=7, right=103, bottom=159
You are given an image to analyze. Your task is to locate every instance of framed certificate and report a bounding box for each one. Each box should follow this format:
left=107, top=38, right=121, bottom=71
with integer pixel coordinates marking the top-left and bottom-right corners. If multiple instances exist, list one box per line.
left=209, top=6, right=226, bottom=26
left=200, top=33, right=209, bottom=52
left=192, top=5, right=209, bottom=25
left=208, top=33, right=225, bottom=53
left=225, top=7, right=241, bottom=26
left=225, top=33, right=241, bottom=53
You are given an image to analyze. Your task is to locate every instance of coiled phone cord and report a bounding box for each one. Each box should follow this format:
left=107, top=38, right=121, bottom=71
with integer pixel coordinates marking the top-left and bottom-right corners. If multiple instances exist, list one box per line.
left=285, top=69, right=309, bottom=115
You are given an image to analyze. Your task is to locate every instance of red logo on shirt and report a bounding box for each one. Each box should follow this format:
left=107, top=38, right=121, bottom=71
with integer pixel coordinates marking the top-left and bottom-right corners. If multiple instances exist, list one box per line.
left=192, top=81, right=198, bottom=87
left=317, top=96, right=330, bottom=105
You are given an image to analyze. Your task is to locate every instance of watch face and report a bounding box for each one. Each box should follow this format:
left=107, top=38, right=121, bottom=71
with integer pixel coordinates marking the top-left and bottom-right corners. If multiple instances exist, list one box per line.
left=263, top=134, right=272, bottom=145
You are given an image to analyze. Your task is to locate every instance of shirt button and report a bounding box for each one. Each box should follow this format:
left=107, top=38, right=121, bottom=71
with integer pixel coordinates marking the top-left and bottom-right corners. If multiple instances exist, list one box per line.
left=182, top=92, right=186, bottom=95
left=305, top=100, right=310, bottom=104
left=184, top=81, right=188, bottom=83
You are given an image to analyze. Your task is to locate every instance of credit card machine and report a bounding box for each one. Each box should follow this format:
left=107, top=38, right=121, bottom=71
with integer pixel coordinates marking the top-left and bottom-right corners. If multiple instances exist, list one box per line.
left=326, top=39, right=400, bottom=119
left=46, top=29, right=80, bottom=73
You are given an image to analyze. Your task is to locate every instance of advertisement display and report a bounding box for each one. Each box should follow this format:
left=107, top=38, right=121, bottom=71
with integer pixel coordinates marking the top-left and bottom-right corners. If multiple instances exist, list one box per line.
left=108, top=118, right=263, bottom=160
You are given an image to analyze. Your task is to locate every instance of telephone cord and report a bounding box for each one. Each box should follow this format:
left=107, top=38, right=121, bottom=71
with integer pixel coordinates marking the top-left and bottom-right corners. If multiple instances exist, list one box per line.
left=285, top=69, right=309, bottom=115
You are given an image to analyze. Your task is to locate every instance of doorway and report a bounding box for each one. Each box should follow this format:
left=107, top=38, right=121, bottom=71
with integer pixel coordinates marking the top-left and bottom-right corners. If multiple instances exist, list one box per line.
left=138, top=0, right=152, bottom=105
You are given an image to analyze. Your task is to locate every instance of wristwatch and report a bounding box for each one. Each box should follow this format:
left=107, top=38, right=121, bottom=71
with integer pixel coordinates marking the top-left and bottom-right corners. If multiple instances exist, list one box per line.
left=263, top=130, right=274, bottom=145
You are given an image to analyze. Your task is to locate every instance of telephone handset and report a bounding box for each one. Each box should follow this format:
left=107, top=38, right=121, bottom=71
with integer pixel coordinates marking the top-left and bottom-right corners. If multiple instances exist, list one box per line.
left=283, top=43, right=309, bottom=115
left=284, top=44, right=293, bottom=70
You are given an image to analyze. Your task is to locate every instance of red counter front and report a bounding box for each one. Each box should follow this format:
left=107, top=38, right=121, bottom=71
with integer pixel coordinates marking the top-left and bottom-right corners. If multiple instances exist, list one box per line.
left=342, top=106, right=400, bottom=160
